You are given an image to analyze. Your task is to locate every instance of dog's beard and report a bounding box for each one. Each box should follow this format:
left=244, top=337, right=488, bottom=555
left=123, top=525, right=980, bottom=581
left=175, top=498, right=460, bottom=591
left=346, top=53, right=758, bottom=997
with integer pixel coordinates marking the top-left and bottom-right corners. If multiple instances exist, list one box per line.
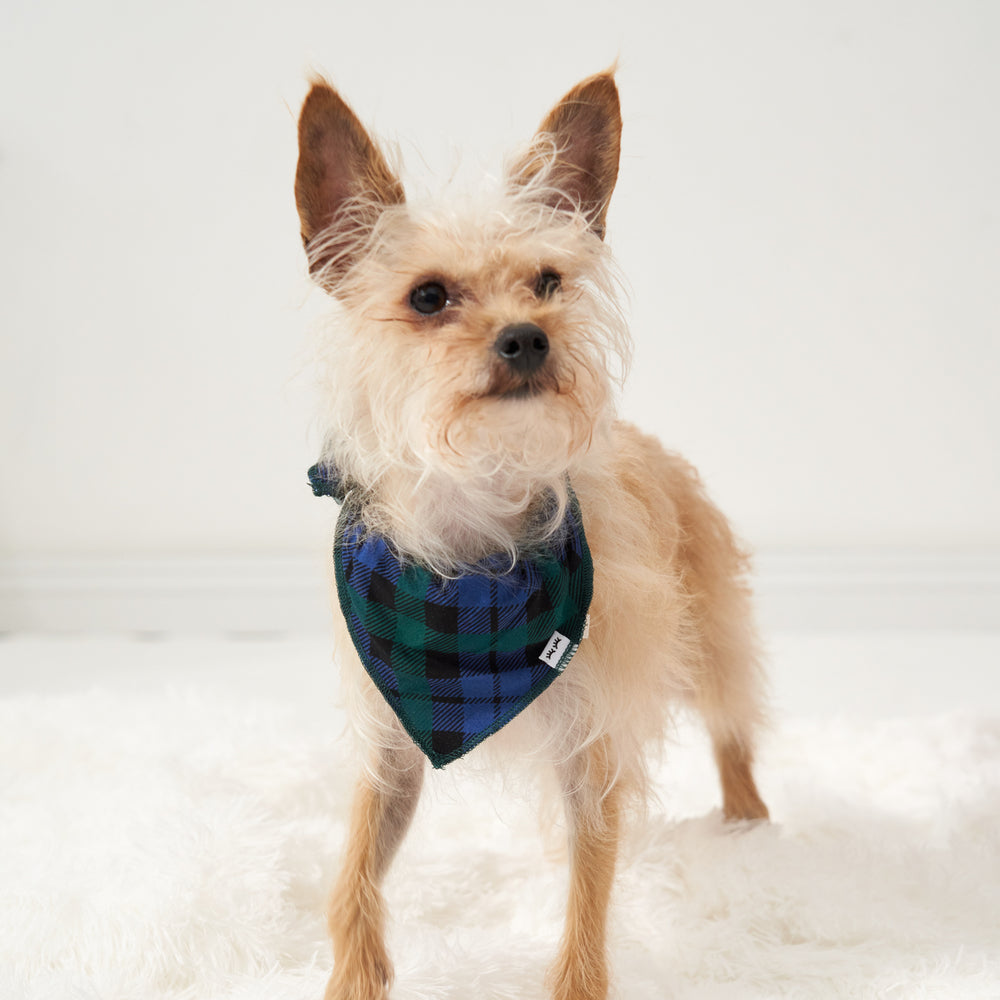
left=425, top=358, right=609, bottom=485
left=320, top=357, right=608, bottom=574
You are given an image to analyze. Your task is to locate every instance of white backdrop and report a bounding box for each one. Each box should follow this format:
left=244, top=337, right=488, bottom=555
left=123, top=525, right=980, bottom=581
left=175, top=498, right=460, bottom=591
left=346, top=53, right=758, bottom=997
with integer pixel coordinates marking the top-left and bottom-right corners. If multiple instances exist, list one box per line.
left=2, top=0, right=998, bottom=566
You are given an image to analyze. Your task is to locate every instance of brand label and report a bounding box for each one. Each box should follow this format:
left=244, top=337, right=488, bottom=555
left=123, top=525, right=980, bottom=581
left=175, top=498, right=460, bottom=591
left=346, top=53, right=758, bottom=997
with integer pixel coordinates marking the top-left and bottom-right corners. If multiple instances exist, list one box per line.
left=540, top=631, right=571, bottom=670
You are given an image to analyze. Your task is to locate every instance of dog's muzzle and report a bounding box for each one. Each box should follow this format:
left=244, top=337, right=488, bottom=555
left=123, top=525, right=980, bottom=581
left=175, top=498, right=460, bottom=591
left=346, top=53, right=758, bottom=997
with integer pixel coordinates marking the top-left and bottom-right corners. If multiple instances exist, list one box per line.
left=494, top=323, right=550, bottom=375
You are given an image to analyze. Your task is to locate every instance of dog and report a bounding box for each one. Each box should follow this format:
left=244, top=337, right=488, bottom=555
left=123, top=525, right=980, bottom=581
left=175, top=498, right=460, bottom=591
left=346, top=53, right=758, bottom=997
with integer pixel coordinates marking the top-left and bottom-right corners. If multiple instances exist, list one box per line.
left=295, top=69, right=769, bottom=1000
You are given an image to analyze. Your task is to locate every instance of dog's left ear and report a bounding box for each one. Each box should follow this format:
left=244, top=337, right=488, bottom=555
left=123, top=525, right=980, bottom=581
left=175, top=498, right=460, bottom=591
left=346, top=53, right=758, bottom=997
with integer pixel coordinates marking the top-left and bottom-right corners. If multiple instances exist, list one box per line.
left=509, top=71, right=622, bottom=240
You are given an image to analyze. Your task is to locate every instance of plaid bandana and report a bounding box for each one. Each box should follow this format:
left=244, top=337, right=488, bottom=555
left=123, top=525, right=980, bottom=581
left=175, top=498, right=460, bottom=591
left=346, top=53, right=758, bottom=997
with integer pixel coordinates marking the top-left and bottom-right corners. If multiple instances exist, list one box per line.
left=308, top=464, right=593, bottom=768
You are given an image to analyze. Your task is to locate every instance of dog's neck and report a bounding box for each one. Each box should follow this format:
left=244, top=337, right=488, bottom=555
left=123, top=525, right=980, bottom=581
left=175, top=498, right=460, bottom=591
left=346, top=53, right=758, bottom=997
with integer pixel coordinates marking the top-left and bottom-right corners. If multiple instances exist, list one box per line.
left=365, top=465, right=568, bottom=573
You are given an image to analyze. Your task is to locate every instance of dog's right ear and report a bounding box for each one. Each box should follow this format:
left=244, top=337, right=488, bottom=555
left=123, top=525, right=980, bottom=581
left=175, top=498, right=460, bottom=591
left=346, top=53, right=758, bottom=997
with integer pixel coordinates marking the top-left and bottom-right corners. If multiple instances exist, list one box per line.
left=295, top=81, right=404, bottom=289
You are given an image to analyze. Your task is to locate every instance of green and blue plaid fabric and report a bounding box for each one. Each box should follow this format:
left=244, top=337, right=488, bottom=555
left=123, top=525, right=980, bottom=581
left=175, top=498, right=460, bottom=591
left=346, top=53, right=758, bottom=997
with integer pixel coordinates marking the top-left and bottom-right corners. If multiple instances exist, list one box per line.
left=309, top=464, right=594, bottom=768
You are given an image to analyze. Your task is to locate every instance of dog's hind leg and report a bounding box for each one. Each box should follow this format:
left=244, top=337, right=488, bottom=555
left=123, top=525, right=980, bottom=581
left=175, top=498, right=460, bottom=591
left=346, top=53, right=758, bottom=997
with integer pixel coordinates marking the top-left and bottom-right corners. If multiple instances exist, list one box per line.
left=547, top=739, right=622, bottom=1000
left=692, top=587, right=770, bottom=823
left=324, top=738, right=424, bottom=1000
left=712, top=733, right=768, bottom=823
left=663, top=459, right=770, bottom=825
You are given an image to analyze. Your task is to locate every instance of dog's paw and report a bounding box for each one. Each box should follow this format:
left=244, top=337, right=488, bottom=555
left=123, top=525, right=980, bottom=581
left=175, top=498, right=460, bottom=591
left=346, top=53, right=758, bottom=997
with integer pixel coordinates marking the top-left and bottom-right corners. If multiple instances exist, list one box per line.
left=722, top=791, right=770, bottom=824
left=323, top=960, right=390, bottom=1000
left=547, top=953, right=609, bottom=1000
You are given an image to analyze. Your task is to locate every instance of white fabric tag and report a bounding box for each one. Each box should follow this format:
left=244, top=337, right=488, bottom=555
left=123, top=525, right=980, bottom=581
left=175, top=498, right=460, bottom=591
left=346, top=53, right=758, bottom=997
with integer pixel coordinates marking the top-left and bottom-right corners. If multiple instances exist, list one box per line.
left=540, top=631, right=571, bottom=670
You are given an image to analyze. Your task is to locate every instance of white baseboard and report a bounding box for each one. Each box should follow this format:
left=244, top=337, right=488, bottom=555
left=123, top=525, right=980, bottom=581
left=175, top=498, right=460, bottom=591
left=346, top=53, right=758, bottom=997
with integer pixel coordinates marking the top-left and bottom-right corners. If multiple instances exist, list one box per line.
left=752, top=549, right=1000, bottom=632
left=1, top=550, right=998, bottom=634
left=0, top=557, right=332, bottom=634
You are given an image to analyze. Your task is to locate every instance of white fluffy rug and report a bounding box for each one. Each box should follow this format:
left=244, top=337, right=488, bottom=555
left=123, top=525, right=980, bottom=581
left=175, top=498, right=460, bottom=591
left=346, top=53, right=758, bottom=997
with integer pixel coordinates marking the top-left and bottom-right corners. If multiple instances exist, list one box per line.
left=2, top=668, right=999, bottom=999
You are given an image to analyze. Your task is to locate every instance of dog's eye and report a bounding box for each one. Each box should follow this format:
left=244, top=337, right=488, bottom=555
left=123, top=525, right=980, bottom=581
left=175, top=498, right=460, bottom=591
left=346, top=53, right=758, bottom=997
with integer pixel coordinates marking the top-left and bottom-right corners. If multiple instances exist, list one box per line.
left=409, top=282, right=449, bottom=315
left=535, top=269, right=562, bottom=299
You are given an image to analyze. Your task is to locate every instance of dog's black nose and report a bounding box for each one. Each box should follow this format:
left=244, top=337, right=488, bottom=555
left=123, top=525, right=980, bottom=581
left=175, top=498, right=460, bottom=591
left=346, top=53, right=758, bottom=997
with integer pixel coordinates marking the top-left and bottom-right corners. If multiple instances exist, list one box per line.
left=494, top=323, right=550, bottom=374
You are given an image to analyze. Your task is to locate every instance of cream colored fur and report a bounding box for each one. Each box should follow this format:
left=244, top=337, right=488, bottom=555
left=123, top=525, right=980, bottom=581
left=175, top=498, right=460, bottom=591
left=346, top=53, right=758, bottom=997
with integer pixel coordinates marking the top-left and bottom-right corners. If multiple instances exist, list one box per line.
left=295, top=70, right=769, bottom=1000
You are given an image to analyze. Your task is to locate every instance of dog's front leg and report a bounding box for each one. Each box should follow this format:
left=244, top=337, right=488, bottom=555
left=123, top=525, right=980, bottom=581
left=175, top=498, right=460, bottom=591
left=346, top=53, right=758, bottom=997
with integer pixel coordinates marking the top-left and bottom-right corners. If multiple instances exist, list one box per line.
left=325, top=740, right=425, bottom=1000
left=547, top=741, right=622, bottom=1000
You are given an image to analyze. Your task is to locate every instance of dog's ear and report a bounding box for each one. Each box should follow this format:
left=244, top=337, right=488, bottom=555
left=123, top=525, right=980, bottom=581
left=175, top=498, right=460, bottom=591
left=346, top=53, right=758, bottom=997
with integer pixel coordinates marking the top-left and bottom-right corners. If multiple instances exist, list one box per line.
left=509, top=71, right=622, bottom=240
left=295, top=80, right=404, bottom=289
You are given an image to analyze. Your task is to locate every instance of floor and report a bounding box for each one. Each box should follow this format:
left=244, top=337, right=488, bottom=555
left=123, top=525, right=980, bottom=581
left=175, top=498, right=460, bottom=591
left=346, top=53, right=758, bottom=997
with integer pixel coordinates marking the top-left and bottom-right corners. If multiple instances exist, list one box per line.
left=3, top=629, right=999, bottom=999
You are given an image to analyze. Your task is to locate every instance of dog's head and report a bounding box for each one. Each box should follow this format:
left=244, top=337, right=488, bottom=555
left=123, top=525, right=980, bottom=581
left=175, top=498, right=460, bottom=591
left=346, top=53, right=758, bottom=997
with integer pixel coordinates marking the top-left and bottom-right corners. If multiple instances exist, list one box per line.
left=296, top=73, right=630, bottom=565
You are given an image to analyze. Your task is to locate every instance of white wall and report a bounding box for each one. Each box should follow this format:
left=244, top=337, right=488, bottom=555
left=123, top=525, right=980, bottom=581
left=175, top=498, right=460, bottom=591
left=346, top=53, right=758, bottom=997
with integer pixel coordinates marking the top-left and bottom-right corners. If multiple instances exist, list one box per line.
left=2, top=0, right=998, bottom=564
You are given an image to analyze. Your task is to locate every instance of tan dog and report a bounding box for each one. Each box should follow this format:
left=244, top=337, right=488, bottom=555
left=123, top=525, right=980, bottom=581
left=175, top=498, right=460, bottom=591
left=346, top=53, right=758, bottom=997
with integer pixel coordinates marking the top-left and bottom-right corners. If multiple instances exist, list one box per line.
left=295, top=70, right=769, bottom=1000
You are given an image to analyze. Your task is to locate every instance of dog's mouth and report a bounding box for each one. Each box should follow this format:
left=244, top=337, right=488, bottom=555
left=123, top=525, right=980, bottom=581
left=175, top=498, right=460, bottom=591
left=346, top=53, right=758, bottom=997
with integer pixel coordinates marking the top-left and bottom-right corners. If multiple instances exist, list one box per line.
left=482, top=369, right=560, bottom=401
left=500, top=381, right=546, bottom=401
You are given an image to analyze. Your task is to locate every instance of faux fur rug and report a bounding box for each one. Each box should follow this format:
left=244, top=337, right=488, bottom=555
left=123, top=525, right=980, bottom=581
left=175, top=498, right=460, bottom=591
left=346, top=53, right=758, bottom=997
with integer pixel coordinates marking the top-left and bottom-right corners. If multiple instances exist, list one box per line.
left=2, top=681, right=999, bottom=999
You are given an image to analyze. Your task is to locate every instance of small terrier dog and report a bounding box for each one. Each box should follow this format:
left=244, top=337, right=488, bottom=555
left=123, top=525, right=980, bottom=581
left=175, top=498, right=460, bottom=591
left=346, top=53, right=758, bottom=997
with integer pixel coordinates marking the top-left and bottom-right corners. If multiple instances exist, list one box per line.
left=295, top=70, right=769, bottom=1000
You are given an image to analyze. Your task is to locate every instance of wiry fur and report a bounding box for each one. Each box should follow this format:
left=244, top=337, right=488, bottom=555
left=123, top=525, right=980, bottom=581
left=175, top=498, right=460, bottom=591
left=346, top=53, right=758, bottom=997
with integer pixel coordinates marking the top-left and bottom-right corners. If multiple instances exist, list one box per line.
left=296, top=70, right=769, bottom=1000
